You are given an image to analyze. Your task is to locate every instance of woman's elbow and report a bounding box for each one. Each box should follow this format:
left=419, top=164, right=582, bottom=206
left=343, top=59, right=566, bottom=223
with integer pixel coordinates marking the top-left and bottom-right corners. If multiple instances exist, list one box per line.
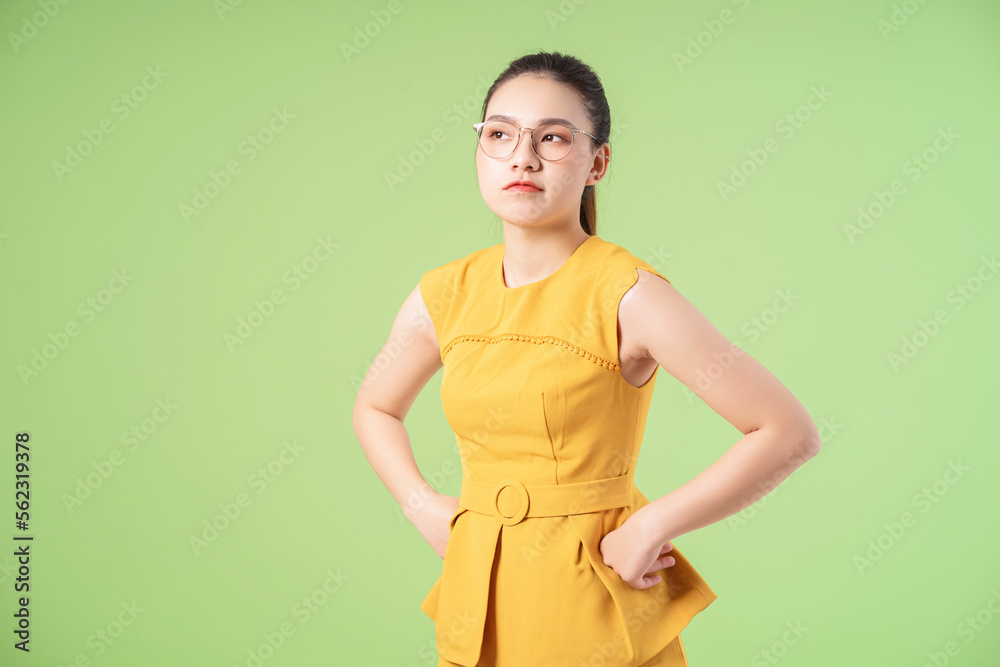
left=792, top=412, right=822, bottom=459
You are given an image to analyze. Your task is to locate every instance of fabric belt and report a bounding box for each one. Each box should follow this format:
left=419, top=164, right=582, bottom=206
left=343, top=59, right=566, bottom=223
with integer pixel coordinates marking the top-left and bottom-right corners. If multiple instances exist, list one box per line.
left=458, top=474, right=631, bottom=526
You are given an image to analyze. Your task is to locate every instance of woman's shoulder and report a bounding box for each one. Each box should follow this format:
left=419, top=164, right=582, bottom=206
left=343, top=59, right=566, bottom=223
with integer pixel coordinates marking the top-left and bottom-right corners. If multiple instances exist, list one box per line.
left=420, top=242, right=500, bottom=280
left=587, top=235, right=671, bottom=286
left=418, top=241, right=501, bottom=312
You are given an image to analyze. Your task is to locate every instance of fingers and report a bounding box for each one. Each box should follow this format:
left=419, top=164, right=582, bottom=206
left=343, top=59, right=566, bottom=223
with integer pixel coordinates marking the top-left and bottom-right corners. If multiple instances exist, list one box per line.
left=616, top=541, right=678, bottom=589
left=625, top=556, right=675, bottom=590
left=631, top=574, right=662, bottom=589
left=649, top=554, right=675, bottom=573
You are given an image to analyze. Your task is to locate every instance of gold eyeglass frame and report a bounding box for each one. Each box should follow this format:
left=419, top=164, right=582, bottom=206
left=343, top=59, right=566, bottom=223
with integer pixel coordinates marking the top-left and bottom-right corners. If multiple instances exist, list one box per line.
left=472, top=120, right=600, bottom=161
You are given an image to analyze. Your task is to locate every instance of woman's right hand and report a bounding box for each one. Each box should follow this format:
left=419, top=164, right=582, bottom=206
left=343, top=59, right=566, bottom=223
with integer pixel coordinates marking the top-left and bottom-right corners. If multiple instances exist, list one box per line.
left=408, top=492, right=461, bottom=559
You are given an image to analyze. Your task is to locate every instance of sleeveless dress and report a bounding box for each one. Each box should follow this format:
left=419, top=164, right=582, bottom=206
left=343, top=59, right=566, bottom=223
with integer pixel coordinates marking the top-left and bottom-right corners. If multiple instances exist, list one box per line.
left=418, top=234, right=718, bottom=666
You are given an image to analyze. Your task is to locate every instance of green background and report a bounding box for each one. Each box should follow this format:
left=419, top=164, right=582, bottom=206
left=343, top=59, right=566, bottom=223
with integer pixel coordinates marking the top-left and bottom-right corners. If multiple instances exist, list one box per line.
left=2, top=0, right=999, bottom=664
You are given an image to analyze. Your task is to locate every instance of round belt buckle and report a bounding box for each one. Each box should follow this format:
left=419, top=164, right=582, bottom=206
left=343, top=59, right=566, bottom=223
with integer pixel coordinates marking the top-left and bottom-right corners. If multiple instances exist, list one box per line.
left=491, top=478, right=529, bottom=525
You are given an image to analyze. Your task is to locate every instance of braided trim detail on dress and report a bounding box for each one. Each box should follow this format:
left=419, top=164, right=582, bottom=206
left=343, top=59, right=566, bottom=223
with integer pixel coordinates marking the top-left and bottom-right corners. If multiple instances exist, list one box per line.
left=441, top=333, right=620, bottom=370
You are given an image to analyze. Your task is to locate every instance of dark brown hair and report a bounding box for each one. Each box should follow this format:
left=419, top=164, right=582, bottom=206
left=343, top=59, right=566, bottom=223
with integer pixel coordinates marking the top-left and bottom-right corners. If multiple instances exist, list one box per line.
left=480, top=50, right=611, bottom=236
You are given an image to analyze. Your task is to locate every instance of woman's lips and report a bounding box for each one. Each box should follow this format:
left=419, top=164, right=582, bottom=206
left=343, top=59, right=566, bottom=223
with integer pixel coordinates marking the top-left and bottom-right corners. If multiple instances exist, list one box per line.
left=506, top=184, right=542, bottom=192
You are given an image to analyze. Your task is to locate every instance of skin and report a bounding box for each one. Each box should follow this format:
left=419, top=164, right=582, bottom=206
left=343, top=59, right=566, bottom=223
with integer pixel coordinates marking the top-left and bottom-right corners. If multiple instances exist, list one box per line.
left=474, top=74, right=606, bottom=288
left=352, top=75, right=821, bottom=588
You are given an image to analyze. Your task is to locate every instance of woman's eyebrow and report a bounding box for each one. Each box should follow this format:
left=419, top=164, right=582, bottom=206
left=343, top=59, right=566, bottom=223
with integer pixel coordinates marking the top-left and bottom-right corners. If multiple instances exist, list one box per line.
left=485, top=114, right=576, bottom=126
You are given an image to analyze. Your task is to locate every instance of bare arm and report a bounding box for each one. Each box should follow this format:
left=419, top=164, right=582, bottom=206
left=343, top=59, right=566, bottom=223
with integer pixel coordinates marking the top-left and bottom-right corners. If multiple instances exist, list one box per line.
left=619, top=269, right=821, bottom=546
left=351, top=283, right=458, bottom=557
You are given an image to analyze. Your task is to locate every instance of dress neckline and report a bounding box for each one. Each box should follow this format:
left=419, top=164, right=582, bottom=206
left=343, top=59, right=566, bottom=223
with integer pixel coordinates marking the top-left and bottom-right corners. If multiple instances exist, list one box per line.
left=499, top=235, right=598, bottom=291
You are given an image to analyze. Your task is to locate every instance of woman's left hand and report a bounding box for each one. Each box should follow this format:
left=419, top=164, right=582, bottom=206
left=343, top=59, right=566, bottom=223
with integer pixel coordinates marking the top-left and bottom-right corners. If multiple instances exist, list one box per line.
left=598, top=511, right=676, bottom=590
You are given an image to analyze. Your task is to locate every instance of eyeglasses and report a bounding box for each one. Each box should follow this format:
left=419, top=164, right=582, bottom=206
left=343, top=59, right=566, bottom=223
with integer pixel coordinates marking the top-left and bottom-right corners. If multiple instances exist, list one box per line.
left=472, top=120, right=599, bottom=161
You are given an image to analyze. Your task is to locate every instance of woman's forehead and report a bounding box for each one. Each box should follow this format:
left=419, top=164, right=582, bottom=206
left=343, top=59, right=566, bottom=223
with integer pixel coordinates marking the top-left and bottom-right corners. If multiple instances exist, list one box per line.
left=486, top=76, right=588, bottom=126
left=484, top=113, right=578, bottom=126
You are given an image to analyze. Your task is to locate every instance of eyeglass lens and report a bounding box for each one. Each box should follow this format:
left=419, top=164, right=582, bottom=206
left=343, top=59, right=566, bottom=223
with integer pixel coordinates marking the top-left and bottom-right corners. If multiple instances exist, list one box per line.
left=478, top=121, right=577, bottom=160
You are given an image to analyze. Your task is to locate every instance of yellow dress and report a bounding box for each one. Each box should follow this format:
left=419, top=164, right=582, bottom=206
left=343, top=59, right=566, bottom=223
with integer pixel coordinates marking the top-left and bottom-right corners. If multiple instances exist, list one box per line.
left=418, top=234, right=718, bottom=666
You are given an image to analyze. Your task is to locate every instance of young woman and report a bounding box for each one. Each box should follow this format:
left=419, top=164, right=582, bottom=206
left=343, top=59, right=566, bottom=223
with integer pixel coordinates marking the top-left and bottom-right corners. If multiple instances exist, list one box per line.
left=353, top=51, right=820, bottom=666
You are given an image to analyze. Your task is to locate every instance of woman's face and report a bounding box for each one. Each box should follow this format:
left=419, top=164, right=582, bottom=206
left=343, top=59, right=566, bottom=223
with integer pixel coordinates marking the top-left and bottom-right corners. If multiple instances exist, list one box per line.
left=475, top=75, right=607, bottom=232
